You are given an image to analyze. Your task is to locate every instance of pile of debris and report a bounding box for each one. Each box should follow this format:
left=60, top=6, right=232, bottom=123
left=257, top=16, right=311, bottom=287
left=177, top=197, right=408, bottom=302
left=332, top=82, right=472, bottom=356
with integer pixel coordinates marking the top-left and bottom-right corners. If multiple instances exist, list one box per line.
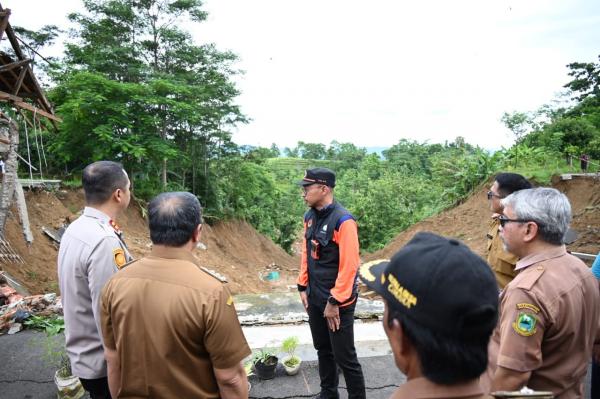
left=0, top=273, right=61, bottom=334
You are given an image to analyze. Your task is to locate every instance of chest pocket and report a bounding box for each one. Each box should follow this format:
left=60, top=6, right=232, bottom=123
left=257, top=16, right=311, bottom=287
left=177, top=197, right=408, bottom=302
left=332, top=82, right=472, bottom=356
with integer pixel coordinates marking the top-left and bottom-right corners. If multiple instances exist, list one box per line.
left=306, top=219, right=334, bottom=260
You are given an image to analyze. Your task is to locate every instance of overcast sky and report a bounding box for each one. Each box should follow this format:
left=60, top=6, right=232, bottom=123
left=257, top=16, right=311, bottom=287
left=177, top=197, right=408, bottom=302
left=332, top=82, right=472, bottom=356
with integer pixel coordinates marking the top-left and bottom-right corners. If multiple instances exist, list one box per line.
left=7, top=0, right=600, bottom=150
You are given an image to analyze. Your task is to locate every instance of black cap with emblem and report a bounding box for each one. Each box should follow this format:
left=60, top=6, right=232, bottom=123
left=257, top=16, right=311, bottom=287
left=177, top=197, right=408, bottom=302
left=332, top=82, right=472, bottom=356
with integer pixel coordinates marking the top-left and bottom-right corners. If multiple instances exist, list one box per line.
left=359, top=232, right=498, bottom=338
left=297, top=167, right=336, bottom=188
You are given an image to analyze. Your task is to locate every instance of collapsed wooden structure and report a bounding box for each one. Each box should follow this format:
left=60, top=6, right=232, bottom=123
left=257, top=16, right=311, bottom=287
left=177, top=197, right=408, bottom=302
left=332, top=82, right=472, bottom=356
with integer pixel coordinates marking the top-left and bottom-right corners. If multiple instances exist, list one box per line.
left=0, top=4, right=59, bottom=125
left=0, top=3, right=60, bottom=248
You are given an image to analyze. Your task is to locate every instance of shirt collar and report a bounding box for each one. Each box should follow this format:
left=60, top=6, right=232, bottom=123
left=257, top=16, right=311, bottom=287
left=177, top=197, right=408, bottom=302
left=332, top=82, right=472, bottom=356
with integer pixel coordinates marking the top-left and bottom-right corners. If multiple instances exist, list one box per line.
left=515, top=245, right=567, bottom=271
left=83, top=206, right=111, bottom=223
left=391, top=377, right=484, bottom=399
left=149, top=246, right=200, bottom=267
left=314, top=200, right=336, bottom=217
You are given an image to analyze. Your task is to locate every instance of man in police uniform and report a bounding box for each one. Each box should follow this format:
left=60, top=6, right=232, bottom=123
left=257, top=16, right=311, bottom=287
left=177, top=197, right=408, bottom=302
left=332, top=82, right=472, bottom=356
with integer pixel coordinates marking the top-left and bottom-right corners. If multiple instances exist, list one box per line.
left=359, top=232, right=498, bottom=399
left=101, top=192, right=250, bottom=398
left=297, top=168, right=366, bottom=399
left=58, top=161, right=132, bottom=399
left=483, top=188, right=600, bottom=397
left=486, top=173, right=531, bottom=289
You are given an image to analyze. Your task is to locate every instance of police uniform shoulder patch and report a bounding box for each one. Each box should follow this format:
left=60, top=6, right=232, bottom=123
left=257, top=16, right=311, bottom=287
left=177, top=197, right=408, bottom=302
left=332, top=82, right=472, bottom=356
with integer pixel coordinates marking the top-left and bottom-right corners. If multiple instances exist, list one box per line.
left=512, top=312, right=537, bottom=336
left=226, top=295, right=234, bottom=306
left=113, top=248, right=127, bottom=269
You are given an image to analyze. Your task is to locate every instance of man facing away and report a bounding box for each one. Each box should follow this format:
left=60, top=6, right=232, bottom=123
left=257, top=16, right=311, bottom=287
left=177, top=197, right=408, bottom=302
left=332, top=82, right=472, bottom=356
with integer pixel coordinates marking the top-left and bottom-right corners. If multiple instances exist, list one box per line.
left=100, top=192, right=250, bottom=398
left=359, top=232, right=498, bottom=399
left=297, top=168, right=366, bottom=399
left=486, top=173, right=532, bottom=289
left=58, top=160, right=133, bottom=399
left=483, top=187, right=600, bottom=398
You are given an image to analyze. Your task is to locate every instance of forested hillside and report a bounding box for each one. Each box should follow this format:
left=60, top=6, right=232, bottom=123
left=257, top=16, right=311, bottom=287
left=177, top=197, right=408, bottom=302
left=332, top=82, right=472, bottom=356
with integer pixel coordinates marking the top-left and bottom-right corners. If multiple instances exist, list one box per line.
left=6, top=1, right=600, bottom=254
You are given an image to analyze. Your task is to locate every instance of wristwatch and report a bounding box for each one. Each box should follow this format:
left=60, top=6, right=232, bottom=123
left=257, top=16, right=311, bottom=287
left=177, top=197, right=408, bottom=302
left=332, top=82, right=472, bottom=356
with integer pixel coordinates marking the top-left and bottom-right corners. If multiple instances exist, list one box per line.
left=327, top=296, right=339, bottom=305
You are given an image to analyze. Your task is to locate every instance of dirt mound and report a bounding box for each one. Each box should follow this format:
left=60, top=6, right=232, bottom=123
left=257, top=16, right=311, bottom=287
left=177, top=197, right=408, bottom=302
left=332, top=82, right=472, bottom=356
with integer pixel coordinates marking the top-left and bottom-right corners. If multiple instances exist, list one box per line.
left=0, top=189, right=299, bottom=295
left=364, top=175, right=600, bottom=262
left=3, top=176, right=598, bottom=295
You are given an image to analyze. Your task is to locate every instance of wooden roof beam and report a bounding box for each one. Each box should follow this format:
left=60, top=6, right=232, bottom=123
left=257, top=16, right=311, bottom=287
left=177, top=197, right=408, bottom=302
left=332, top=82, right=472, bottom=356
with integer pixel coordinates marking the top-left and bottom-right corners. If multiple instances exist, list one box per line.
left=0, top=91, right=62, bottom=122
left=12, top=64, right=27, bottom=95
left=0, top=59, right=31, bottom=74
left=0, top=8, right=9, bottom=43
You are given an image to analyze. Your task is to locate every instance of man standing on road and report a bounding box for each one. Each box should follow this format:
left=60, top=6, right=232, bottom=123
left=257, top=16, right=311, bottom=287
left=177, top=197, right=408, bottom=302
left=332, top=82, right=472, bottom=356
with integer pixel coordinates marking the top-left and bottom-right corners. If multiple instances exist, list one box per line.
left=58, top=161, right=133, bottom=399
left=483, top=188, right=600, bottom=397
left=359, top=232, right=498, bottom=399
left=486, top=173, right=532, bottom=289
left=101, top=192, right=250, bottom=398
left=296, top=168, right=366, bottom=399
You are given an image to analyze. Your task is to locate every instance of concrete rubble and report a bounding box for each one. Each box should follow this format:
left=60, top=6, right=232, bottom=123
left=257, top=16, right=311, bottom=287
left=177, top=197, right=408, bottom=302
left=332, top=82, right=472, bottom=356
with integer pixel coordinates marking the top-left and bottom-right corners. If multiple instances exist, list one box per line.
left=0, top=288, right=62, bottom=334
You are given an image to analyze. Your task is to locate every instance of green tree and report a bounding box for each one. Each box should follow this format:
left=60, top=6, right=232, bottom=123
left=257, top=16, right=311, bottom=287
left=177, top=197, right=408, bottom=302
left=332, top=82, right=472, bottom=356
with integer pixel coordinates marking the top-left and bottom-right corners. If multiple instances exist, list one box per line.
left=49, top=0, right=245, bottom=200
left=564, top=55, right=600, bottom=102
left=297, top=142, right=327, bottom=160
left=501, top=111, right=535, bottom=166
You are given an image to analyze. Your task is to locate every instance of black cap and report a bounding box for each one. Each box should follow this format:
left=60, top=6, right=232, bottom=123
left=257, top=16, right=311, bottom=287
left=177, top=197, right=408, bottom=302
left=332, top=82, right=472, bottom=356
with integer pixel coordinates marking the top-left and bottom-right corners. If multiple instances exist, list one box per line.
left=359, top=232, right=498, bottom=338
left=297, top=168, right=336, bottom=187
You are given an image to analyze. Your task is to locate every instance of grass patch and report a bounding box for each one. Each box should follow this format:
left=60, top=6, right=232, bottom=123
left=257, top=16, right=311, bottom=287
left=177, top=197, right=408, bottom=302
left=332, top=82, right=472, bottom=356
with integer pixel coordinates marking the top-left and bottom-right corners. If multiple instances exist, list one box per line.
left=61, top=179, right=82, bottom=189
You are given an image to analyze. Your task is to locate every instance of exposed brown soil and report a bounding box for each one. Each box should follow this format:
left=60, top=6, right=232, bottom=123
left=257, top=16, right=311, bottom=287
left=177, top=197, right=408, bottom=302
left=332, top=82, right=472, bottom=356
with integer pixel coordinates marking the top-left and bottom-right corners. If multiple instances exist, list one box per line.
left=365, top=175, right=600, bottom=262
left=1, top=189, right=298, bottom=295
left=1, top=175, right=598, bottom=295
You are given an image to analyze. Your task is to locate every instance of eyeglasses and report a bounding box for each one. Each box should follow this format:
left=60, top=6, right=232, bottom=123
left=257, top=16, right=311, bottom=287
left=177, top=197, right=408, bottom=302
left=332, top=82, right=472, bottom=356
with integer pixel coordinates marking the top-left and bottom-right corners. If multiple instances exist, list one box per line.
left=487, top=191, right=504, bottom=200
left=498, top=215, right=530, bottom=227
left=302, top=184, right=324, bottom=194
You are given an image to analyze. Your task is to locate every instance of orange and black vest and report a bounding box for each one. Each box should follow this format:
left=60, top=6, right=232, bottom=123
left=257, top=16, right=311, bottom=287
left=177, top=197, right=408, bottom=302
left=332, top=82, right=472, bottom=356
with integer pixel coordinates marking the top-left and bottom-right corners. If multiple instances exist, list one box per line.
left=304, top=202, right=358, bottom=306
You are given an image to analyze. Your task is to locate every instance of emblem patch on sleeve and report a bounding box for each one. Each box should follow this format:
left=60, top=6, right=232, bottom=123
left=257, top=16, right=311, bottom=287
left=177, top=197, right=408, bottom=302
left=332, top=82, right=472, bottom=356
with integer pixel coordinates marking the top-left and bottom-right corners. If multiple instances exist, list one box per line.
left=226, top=295, right=234, bottom=306
left=113, top=248, right=127, bottom=269
left=512, top=312, right=537, bottom=336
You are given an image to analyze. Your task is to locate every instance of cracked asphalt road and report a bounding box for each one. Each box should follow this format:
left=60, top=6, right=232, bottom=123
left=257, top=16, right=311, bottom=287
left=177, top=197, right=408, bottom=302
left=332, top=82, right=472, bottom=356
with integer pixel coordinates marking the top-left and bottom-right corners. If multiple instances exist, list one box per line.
left=0, top=330, right=404, bottom=399
left=1, top=330, right=592, bottom=399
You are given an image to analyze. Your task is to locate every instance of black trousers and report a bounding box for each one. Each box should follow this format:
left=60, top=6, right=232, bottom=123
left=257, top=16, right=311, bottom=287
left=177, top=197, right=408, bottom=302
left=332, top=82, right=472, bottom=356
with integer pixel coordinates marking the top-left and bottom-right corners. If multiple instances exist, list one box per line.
left=592, top=359, right=600, bottom=399
left=79, top=376, right=112, bottom=399
left=307, top=301, right=366, bottom=399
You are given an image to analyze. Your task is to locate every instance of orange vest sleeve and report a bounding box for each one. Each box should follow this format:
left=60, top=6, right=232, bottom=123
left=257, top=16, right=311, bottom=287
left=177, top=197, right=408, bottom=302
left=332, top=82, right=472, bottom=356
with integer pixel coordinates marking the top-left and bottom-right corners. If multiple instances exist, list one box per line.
left=297, top=221, right=308, bottom=289
left=330, top=219, right=360, bottom=303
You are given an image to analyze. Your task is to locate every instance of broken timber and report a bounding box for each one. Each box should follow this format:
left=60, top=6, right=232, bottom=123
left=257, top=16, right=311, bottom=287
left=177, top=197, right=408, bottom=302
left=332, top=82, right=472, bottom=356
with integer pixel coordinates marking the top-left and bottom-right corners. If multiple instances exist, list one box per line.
left=0, top=4, right=60, bottom=247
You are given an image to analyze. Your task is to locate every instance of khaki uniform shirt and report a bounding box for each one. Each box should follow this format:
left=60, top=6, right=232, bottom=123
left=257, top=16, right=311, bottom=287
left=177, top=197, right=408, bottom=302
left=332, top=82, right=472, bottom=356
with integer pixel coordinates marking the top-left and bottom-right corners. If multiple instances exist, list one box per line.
left=486, top=217, right=518, bottom=289
left=390, top=377, right=490, bottom=399
left=483, top=246, right=600, bottom=398
left=100, top=246, right=251, bottom=399
left=58, top=207, right=132, bottom=379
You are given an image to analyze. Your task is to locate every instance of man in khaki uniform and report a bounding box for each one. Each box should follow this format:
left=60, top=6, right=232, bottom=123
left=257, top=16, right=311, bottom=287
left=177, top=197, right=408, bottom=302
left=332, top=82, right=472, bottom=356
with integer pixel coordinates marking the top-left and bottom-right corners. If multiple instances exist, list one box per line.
left=486, top=173, right=531, bottom=289
left=58, top=161, right=132, bottom=399
left=101, top=192, right=250, bottom=399
left=359, top=232, right=498, bottom=399
left=483, top=188, right=600, bottom=398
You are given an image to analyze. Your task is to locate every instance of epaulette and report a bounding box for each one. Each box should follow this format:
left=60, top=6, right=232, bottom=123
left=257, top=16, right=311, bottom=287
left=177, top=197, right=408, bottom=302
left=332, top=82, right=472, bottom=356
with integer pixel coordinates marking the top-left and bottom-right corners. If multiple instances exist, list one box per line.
left=120, top=258, right=139, bottom=269
left=516, top=265, right=545, bottom=291
left=200, top=266, right=228, bottom=283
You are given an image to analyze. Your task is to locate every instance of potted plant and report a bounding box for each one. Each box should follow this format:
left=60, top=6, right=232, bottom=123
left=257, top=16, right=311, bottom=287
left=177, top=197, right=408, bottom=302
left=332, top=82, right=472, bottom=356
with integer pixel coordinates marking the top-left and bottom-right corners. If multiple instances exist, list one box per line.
left=29, top=317, right=84, bottom=399
left=252, top=348, right=278, bottom=380
left=280, top=336, right=301, bottom=376
left=37, top=333, right=85, bottom=399
left=54, top=353, right=85, bottom=399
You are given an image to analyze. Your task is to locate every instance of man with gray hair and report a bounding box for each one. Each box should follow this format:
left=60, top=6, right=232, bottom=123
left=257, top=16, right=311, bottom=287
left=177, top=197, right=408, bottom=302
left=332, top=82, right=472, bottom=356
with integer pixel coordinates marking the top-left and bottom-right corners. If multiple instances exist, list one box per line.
left=482, top=187, right=600, bottom=397
left=100, top=192, right=250, bottom=398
